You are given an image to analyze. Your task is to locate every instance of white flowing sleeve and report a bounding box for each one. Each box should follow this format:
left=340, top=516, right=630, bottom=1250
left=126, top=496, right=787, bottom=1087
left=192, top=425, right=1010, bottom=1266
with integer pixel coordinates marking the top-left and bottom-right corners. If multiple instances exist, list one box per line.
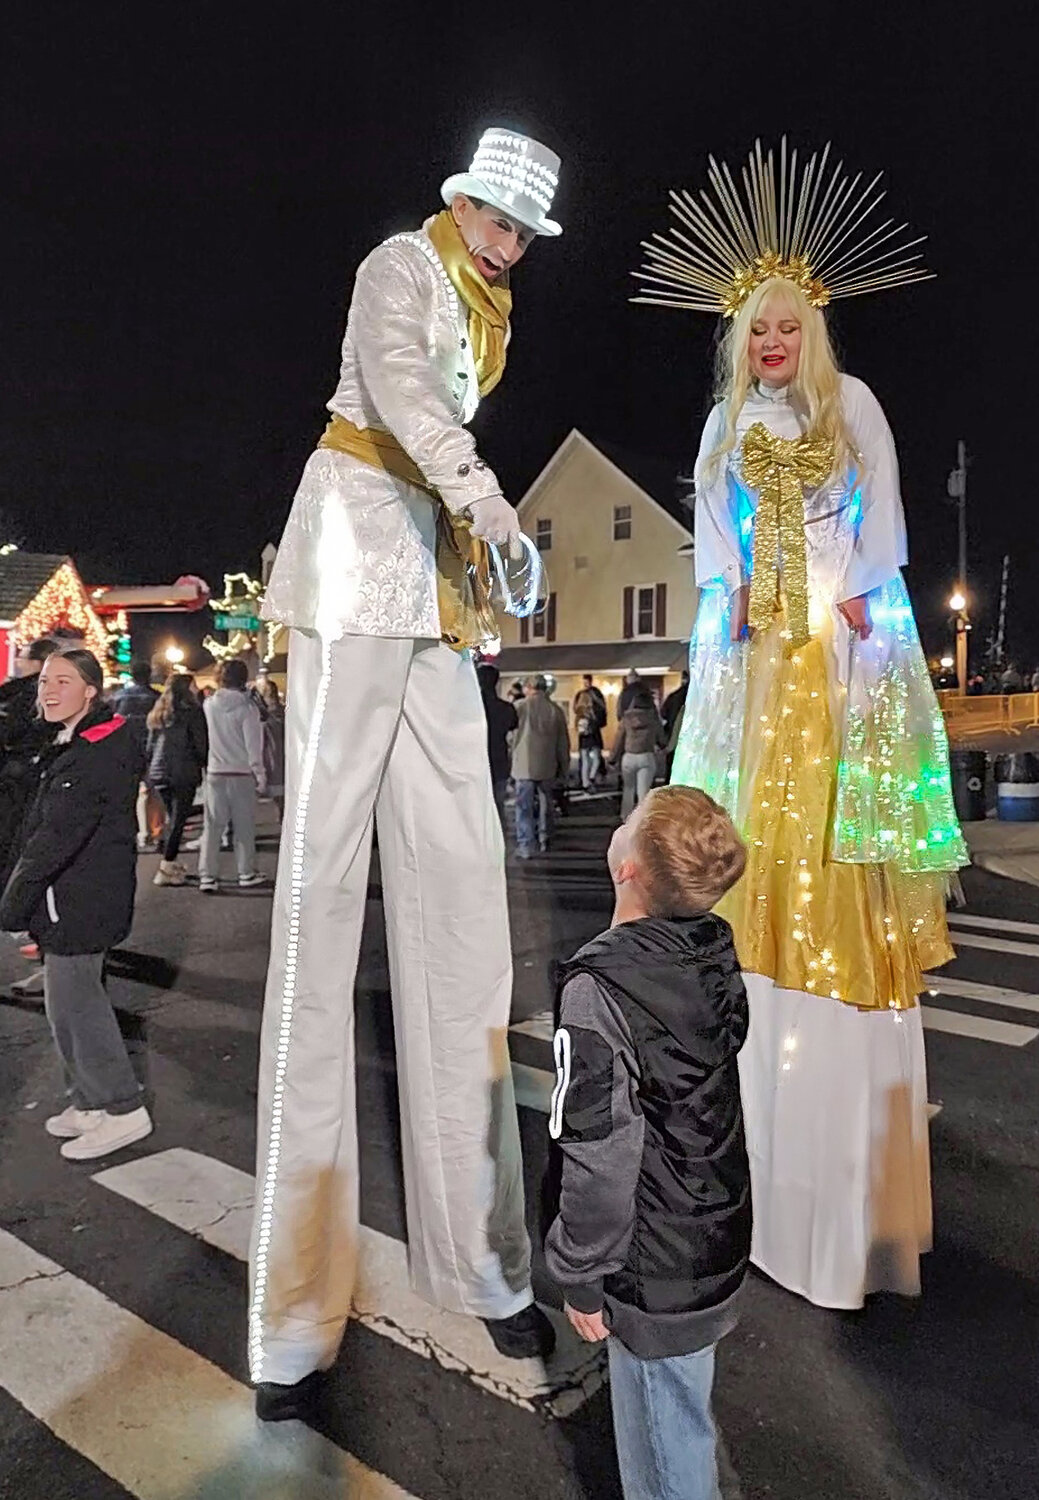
left=840, top=375, right=909, bottom=599
left=693, top=404, right=743, bottom=592
left=349, top=242, right=503, bottom=515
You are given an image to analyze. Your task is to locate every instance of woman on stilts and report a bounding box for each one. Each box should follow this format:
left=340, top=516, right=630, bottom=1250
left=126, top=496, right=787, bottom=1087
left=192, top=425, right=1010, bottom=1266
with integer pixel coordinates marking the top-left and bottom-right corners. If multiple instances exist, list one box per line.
left=636, top=141, right=967, bottom=1308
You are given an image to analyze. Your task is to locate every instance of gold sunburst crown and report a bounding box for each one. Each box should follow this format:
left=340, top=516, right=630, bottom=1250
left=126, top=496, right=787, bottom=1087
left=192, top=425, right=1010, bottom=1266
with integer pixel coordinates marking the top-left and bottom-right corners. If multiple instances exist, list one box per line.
left=633, top=139, right=934, bottom=318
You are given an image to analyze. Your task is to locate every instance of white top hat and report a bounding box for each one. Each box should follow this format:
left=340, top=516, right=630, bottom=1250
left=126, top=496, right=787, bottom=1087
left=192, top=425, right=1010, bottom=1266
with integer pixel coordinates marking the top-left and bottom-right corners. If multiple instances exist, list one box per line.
left=441, top=127, right=562, bottom=238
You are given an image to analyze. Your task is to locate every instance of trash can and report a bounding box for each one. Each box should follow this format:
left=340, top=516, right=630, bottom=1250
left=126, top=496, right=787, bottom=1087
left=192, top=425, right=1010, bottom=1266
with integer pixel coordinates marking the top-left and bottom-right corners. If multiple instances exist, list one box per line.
left=950, top=749, right=987, bottom=823
left=994, top=752, right=1039, bottom=821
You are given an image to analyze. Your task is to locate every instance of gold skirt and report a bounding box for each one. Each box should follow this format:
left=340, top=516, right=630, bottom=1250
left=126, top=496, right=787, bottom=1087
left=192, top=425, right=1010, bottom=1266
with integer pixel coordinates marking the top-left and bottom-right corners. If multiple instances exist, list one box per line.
left=719, top=622, right=953, bottom=1011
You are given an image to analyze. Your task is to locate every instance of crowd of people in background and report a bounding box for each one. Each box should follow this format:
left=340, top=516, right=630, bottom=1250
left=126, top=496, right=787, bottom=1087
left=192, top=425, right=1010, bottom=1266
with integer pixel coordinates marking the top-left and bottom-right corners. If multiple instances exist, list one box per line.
left=477, top=664, right=693, bottom=857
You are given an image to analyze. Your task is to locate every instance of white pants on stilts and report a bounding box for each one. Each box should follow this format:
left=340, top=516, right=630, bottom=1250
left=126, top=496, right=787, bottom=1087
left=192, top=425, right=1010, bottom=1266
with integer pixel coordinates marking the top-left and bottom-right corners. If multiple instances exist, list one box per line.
left=249, top=631, right=533, bottom=1385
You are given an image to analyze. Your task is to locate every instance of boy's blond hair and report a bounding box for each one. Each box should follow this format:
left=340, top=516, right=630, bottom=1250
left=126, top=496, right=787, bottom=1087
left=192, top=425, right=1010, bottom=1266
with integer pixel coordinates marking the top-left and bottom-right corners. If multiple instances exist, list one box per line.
left=634, top=785, right=746, bottom=918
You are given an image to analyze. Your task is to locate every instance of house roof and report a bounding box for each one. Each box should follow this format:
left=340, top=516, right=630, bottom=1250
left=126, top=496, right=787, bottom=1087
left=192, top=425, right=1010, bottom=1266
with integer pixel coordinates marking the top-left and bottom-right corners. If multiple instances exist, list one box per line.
left=588, top=438, right=693, bottom=535
left=518, top=429, right=693, bottom=540
left=495, top=640, right=689, bottom=675
left=0, top=553, right=71, bottom=622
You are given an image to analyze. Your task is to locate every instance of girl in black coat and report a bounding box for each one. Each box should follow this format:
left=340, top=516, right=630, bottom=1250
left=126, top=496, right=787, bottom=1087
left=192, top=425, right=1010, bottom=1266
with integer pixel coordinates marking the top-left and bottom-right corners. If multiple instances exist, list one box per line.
left=0, top=649, right=153, bottom=1161
left=145, top=673, right=208, bottom=886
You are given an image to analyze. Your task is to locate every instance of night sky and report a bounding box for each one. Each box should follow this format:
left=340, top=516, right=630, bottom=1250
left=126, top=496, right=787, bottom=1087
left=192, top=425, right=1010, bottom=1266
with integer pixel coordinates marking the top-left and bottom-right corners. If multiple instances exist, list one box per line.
left=3, top=6, right=1034, bottom=668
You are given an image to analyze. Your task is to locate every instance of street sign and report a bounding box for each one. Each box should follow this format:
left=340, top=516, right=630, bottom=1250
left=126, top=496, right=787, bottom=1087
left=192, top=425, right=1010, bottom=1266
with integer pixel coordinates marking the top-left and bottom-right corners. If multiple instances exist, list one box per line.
left=214, top=612, right=260, bottom=631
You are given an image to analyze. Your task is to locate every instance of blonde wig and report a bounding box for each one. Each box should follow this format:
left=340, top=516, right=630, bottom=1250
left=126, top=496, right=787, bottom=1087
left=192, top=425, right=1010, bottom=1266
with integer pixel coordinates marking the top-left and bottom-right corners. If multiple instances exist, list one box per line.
left=703, top=278, right=855, bottom=483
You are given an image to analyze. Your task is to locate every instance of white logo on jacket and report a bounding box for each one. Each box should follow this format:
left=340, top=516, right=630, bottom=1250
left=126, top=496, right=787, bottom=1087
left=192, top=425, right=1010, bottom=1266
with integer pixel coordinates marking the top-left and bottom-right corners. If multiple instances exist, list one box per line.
left=549, top=1027, right=571, bottom=1140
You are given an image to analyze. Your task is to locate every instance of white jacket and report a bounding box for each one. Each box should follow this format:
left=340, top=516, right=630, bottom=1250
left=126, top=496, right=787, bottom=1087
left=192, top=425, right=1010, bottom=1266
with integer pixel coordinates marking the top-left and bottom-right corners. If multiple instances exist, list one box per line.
left=203, top=689, right=265, bottom=785
left=263, top=228, right=505, bottom=641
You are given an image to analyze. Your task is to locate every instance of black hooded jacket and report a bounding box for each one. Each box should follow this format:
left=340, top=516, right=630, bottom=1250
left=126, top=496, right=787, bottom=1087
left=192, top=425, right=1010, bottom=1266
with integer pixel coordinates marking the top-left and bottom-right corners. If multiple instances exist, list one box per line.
left=0, top=705, right=141, bottom=954
left=544, top=914, right=751, bottom=1357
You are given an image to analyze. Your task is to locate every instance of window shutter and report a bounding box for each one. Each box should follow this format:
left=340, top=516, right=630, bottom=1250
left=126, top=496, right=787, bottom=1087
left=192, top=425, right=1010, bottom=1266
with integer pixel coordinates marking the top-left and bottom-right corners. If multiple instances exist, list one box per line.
left=655, top=582, right=668, bottom=637
left=520, top=616, right=530, bottom=644
left=623, top=586, right=634, bottom=640
left=547, top=593, right=557, bottom=642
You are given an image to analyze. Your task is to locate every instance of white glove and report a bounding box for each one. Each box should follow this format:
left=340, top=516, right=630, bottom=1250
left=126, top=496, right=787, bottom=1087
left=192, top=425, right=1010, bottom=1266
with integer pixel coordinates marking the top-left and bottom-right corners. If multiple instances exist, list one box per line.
left=468, top=494, right=521, bottom=548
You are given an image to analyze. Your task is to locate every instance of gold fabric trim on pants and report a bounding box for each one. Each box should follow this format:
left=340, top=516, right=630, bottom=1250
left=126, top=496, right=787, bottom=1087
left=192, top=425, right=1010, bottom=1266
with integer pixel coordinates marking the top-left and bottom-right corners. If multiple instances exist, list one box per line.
left=720, top=615, right=954, bottom=1011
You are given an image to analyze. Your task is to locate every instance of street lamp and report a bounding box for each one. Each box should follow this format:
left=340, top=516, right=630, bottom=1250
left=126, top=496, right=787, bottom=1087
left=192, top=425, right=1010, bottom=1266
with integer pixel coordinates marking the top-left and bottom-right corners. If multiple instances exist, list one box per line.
left=165, top=645, right=185, bottom=666
left=940, top=655, right=954, bottom=670
left=948, top=589, right=969, bottom=692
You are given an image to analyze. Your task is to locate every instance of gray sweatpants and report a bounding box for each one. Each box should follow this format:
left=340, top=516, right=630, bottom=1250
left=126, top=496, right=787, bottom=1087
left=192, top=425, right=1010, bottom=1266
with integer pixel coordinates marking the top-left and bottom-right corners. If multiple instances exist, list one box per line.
left=200, top=774, right=257, bottom=881
left=43, top=952, right=142, bottom=1114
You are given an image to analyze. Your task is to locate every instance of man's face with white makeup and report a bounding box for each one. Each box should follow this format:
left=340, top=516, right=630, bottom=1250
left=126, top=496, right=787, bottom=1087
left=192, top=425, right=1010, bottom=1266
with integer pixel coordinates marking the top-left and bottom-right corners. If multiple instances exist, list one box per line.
left=451, top=194, right=534, bottom=281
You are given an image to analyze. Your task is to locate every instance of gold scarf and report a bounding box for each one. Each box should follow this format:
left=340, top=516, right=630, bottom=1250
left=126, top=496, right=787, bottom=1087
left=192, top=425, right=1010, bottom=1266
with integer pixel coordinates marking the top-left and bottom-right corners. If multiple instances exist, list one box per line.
left=741, top=423, right=835, bottom=649
left=425, top=209, right=511, bottom=396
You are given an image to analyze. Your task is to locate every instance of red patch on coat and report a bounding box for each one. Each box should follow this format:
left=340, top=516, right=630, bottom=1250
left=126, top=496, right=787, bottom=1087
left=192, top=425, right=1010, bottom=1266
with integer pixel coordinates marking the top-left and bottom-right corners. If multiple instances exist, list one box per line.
left=80, top=715, right=127, bottom=744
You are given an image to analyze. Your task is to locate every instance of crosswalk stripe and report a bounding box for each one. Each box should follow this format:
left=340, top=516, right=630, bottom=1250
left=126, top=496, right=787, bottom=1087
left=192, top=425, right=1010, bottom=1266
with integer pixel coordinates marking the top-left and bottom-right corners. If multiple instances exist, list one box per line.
left=920, top=1006, right=1039, bottom=1047
left=511, top=1060, right=556, bottom=1113
left=0, top=1227, right=416, bottom=1500
left=948, top=911, right=1039, bottom=939
left=947, top=930, right=1039, bottom=959
left=510, top=1011, right=555, bottom=1044
left=92, top=1148, right=606, bottom=1418
left=923, top=974, right=1039, bottom=1014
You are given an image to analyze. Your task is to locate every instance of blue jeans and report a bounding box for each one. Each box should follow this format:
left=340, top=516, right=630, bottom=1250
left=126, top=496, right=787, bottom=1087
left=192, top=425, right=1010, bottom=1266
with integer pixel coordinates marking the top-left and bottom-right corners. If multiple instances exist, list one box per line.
left=514, top=779, right=553, bottom=852
left=608, top=1338, right=720, bottom=1500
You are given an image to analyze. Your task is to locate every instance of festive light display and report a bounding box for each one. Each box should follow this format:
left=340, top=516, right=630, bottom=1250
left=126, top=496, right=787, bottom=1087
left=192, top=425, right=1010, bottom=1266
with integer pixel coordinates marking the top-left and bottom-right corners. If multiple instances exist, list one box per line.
left=202, top=572, right=271, bottom=664
left=14, top=561, right=110, bottom=663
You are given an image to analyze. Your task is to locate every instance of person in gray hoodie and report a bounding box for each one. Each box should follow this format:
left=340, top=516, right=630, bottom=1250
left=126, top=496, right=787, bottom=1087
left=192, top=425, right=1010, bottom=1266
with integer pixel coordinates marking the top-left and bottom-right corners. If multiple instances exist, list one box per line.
left=199, top=659, right=266, bottom=892
left=510, top=675, right=570, bottom=857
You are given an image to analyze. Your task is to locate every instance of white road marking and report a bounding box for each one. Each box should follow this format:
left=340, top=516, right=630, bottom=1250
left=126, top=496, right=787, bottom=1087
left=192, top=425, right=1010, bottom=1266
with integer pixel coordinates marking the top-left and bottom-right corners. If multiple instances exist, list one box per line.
left=948, top=911, right=1039, bottom=939
left=93, top=1148, right=605, bottom=1418
left=510, top=1010, right=556, bottom=1044
left=921, top=1007, right=1038, bottom=1047
left=511, top=1061, right=556, bottom=1114
left=947, top=931, right=1039, bottom=959
left=0, top=1227, right=416, bottom=1500
left=922, top=974, right=1039, bottom=1014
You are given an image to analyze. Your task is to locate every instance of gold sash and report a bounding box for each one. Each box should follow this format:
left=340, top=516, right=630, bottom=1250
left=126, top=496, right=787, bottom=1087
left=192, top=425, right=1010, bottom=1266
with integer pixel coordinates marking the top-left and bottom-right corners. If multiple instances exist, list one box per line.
left=741, top=423, right=835, bottom=649
left=318, top=415, right=496, bottom=650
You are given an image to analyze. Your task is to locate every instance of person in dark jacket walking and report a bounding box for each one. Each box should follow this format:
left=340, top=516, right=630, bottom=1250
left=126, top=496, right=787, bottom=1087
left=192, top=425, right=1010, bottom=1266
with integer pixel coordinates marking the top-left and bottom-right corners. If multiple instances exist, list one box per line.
left=0, top=637, right=59, bottom=889
left=661, top=669, right=689, bottom=781
left=0, top=649, right=152, bottom=1161
left=477, top=662, right=518, bottom=827
left=146, top=673, right=208, bottom=887
left=114, top=661, right=160, bottom=851
left=545, top=784, right=749, bottom=1500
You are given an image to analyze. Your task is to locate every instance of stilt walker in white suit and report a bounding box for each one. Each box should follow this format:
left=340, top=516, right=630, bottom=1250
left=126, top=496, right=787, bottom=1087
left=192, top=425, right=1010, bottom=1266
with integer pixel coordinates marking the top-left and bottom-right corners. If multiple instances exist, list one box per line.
left=250, top=127, right=562, bottom=1420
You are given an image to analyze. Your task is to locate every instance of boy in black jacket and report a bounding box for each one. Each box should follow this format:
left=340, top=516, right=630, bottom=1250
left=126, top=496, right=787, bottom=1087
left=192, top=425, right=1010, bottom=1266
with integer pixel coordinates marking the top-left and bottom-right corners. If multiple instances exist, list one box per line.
left=545, top=784, right=749, bottom=1500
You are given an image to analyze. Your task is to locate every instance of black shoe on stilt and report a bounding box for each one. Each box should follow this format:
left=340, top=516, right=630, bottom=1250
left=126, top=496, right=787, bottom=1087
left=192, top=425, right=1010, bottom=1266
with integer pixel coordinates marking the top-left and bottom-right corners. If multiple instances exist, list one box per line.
left=482, top=1303, right=556, bottom=1360
left=255, top=1369, right=326, bottom=1423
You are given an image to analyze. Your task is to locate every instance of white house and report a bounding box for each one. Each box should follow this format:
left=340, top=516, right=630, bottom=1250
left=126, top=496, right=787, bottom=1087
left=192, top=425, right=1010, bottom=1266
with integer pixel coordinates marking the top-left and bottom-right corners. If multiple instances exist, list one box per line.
left=494, top=429, right=696, bottom=726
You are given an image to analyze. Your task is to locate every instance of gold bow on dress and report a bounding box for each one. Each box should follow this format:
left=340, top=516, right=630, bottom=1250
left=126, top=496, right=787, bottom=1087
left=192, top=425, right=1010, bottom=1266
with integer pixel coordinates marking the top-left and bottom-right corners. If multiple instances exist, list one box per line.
left=741, top=423, right=835, bottom=649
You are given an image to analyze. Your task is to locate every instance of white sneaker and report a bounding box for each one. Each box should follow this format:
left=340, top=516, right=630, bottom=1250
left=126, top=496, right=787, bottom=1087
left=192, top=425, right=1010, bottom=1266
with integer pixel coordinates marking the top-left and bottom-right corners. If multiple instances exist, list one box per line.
left=238, top=872, right=267, bottom=888
left=153, top=860, right=187, bottom=887
left=59, top=1106, right=153, bottom=1161
left=46, top=1106, right=104, bottom=1139
left=199, top=878, right=219, bottom=894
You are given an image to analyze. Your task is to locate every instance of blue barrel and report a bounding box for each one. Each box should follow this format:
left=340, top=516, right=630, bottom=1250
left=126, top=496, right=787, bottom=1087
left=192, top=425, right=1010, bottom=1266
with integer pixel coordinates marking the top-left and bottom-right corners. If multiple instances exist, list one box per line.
left=995, top=752, right=1039, bottom=821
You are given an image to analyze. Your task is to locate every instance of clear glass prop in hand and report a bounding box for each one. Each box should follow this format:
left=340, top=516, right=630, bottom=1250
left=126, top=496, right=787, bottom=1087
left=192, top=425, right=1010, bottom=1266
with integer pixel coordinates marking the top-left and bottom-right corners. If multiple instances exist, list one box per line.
left=479, top=533, right=548, bottom=620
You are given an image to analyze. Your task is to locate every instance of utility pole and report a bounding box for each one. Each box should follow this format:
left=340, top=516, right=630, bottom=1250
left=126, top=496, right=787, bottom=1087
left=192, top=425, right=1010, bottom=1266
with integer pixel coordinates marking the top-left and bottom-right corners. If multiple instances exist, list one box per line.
left=994, top=554, right=1009, bottom=667
left=947, top=440, right=969, bottom=691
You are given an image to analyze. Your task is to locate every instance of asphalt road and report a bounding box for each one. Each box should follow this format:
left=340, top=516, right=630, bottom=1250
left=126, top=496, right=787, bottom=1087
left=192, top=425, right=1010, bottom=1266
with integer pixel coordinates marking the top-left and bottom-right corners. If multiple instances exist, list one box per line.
left=0, top=797, right=1037, bottom=1500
